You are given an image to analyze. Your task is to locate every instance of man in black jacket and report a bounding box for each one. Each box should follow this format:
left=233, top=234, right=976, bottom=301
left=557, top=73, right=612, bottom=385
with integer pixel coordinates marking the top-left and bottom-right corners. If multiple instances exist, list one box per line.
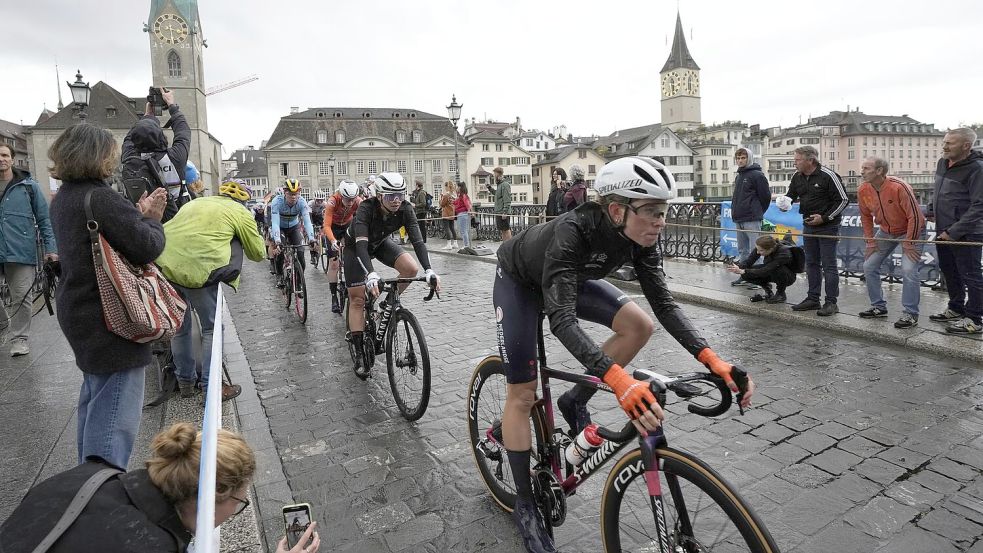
left=120, top=87, right=191, bottom=223
left=927, top=128, right=983, bottom=334
left=729, top=146, right=771, bottom=287
left=782, top=145, right=848, bottom=316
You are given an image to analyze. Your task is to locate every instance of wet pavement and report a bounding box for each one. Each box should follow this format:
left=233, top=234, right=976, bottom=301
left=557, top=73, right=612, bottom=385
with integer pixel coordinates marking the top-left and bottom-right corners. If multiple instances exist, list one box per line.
left=224, top=246, right=983, bottom=553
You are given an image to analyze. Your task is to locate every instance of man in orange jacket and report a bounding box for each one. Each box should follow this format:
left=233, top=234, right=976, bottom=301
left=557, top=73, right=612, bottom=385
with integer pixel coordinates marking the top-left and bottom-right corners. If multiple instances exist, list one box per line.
left=857, top=157, right=926, bottom=328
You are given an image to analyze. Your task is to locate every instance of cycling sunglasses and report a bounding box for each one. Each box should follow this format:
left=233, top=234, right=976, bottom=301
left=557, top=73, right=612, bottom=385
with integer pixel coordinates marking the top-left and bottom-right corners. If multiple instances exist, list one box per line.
left=382, top=192, right=405, bottom=203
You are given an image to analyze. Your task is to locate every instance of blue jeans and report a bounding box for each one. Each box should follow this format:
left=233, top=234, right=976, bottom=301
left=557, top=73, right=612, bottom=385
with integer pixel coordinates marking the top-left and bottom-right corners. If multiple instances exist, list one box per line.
left=77, top=364, right=146, bottom=469
left=936, top=234, right=983, bottom=323
left=457, top=213, right=472, bottom=247
left=803, top=223, right=840, bottom=302
left=171, top=283, right=219, bottom=387
left=863, top=230, right=925, bottom=315
left=735, top=220, right=761, bottom=262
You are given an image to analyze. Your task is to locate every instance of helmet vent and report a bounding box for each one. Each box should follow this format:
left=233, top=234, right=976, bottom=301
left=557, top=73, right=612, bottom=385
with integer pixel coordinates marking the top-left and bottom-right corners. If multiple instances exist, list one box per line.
left=633, top=164, right=657, bottom=184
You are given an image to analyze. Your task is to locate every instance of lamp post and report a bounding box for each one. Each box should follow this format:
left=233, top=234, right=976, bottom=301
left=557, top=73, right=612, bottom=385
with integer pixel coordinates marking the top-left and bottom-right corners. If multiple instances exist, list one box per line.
left=328, top=153, right=336, bottom=192
left=446, top=94, right=463, bottom=183
left=67, top=69, right=91, bottom=121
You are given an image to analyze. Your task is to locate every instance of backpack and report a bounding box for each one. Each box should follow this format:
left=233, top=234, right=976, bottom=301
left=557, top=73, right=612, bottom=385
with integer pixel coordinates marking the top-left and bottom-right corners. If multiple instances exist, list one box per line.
left=426, top=192, right=433, bottom=209
left=783, top=240, right=806, bottom=273
left=119, top=155, right=180, bottom=222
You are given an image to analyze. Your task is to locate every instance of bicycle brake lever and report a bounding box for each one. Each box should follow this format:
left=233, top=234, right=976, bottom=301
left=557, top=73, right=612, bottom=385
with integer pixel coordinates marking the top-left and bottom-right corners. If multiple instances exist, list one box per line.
left=731, top=365, right=750, bottom=416
left=424, top=284, right=440, bottom=301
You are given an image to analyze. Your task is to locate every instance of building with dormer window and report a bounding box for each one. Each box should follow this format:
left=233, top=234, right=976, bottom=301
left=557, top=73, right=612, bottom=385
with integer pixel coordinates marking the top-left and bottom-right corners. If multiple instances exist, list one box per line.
left=263, top=108, right=466, bottom=200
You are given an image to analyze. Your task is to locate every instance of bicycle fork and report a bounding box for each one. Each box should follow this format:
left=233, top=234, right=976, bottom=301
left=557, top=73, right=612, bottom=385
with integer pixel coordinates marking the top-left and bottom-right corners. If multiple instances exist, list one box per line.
left=640, top=430, right=676, bottom=553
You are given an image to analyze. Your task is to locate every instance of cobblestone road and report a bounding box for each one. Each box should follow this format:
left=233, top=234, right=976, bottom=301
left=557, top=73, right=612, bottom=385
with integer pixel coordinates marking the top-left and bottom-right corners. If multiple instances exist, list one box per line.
left=226, top=252, right=983, bottom=553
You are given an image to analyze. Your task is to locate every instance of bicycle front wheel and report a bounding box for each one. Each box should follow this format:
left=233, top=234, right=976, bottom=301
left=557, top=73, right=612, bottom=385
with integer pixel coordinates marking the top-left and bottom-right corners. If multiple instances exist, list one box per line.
left=466, top=356, right=550, bottom=512
left=283, top=259, right=294, bottom=309
left=385, top=309, right=431, bottom=421
left=601, top=446, right=779, bottom=553
left=292, top=258, right=308, bottom=323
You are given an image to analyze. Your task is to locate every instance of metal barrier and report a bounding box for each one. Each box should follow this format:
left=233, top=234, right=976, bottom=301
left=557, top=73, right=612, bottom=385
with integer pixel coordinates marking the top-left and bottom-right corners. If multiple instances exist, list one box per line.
left=194, top=286, right=225, bottom=553
left=421, top=201, right=957, bottom=289
left=661, top=203, right=724, bottom=262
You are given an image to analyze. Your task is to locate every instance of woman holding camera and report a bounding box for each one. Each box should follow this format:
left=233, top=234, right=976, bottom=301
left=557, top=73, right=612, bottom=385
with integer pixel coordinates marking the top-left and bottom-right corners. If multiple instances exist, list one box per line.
left=0, top=422, right=321, bottom=552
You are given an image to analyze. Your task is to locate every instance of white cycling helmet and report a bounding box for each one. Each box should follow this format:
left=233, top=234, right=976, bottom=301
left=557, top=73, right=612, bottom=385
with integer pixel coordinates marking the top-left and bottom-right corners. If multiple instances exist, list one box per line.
left=375, top=172, right=406, bottom=194
left=594, top=156, right=676, bottom=201
left=338, top=180, right=359, bottom=199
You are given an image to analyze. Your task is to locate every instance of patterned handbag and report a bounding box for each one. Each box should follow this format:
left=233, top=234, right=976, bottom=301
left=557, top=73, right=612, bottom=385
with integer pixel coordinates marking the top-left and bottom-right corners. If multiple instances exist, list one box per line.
left=83, top=190, right=186, bottom=343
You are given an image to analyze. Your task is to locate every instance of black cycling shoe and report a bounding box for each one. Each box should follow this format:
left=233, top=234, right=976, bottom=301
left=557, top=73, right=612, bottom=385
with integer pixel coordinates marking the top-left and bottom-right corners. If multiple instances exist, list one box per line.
left=557, top=391, right=592, bottom=437
left=331, top=296, right=341, bottom=314
left=512, top=498, right=561, bottom=553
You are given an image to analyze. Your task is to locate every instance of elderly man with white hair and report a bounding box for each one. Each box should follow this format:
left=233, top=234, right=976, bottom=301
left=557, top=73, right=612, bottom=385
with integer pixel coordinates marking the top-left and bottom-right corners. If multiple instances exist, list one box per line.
left=927, top=127, right=983, bottom=334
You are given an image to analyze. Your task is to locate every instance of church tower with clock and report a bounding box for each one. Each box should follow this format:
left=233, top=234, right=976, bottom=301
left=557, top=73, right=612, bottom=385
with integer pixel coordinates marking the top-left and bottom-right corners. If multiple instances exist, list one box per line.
left=147, top=0, right=222, bottom=192
left=660, top=11, right=702, bottom=132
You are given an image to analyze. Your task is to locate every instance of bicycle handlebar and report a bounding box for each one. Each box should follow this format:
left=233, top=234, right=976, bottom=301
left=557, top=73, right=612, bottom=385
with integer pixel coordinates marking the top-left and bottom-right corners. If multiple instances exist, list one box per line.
left=595, top=370, right=739, bottom=444
left=376, top=276, right=441, bottom=301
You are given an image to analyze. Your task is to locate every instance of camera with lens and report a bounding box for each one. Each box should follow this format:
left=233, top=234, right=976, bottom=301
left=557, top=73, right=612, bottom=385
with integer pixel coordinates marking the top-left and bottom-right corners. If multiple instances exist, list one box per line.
left=147, top=86, right=166, bottom=116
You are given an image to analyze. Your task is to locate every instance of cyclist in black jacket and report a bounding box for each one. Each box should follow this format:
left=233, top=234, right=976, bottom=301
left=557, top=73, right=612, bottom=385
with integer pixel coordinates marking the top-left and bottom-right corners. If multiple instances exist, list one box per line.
left=344, top=172, right=440, bottom=371
left=494, top=156, right=755, bottom=553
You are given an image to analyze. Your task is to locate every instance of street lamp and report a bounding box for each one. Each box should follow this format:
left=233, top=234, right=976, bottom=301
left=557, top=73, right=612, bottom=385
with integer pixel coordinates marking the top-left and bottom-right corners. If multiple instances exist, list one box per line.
left=446, top=94, right=463, bottom=183
left=328, top=153, right=336, bottom=191
left=67, top=69, right=91, bottom=121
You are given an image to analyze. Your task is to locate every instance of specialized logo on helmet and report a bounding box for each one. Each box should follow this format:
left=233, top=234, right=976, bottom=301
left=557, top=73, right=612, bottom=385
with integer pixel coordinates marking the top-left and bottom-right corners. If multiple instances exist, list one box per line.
left=595, top=178, right=645, bottom=196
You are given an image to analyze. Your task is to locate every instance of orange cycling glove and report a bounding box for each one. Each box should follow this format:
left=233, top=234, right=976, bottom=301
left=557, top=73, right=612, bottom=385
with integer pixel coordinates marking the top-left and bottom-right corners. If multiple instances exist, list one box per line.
left=603, top=364, right=657, bottom=420
left=697, top=348, right=737, bottom=392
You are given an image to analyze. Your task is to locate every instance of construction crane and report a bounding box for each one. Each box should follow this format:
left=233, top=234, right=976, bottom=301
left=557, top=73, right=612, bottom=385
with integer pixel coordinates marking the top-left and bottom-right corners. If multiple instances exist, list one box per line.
left=205, top=74, right=259, bottom=96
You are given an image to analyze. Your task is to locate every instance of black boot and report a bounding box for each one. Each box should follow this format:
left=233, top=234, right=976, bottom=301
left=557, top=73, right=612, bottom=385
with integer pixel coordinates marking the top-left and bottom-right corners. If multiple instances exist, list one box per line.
left=512, top=498, right=561, bottom=553
left=557, top=390, right=592, bottom=437
left=766, top=286, right=787, bottom=304
left=351, top=332, right=368, bottom=380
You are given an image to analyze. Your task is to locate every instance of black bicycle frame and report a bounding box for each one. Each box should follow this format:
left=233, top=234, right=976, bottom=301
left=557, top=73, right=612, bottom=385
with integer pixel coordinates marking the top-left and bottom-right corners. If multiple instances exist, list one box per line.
left=368, top=285, right=401, bottom=346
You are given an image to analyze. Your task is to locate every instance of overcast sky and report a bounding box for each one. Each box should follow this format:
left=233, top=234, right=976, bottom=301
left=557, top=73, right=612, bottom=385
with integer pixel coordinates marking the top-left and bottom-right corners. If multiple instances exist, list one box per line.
left=5, top=0, right=982, bottom=155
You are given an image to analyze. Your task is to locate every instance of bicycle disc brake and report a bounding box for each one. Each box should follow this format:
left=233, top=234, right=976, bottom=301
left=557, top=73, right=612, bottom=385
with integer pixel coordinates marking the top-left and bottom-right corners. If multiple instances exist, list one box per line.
left=532, top=468, right=566, bottom=528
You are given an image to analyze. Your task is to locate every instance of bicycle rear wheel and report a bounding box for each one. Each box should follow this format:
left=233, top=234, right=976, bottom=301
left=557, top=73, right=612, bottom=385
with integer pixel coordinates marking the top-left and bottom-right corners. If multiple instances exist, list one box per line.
left=292, top=258, right=307, bottom=323
left=600, top=446, right=778, bottom=553
left=385, top=309, right=431, bottom=420
left=466, top=356, right=550, bottom=512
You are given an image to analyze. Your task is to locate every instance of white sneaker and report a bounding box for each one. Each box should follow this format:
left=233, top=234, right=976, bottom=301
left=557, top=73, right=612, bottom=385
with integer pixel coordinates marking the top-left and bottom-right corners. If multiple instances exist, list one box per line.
left=443, top=241, right=454, bottom=250
left=10, top=340, right=29, bottom=357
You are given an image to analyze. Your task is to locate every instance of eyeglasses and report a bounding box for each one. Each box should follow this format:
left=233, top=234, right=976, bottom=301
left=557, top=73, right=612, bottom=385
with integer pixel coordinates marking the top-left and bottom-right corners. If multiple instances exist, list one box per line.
left=623, top=202, right=667, bottom=220
left=382, top=193, right=405, bottom=203
left=229, top=494, right=250, bottom=516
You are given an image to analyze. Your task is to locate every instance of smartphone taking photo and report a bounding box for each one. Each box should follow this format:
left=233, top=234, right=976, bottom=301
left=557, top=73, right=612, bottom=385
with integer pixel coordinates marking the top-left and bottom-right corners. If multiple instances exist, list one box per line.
left=282, top=503, right=313, bottom=549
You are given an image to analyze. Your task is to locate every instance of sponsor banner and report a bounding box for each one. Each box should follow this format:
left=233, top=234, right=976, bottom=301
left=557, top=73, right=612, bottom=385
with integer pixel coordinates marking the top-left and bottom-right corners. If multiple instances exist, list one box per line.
left=720, top=201, right=941, bottom=279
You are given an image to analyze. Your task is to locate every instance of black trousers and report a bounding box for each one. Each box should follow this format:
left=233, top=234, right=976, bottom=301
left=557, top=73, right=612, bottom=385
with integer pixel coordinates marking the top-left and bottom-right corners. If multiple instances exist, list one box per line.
left=742, top=266, right=796, bottom=292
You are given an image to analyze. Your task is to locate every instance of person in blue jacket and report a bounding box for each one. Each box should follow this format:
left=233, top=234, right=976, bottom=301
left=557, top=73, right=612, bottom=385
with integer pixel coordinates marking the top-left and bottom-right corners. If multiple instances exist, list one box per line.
left=0, top=143, right=57, bottom=356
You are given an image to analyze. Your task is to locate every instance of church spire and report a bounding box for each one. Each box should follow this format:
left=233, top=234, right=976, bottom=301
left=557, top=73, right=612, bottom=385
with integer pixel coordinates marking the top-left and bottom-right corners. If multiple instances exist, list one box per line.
left=55, top=63, right=64, bottom=110
left=661, top=11, right=699, bottom=73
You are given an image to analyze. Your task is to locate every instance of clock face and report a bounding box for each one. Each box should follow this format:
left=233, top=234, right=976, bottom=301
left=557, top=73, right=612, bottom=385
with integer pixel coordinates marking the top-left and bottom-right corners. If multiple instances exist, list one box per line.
left=153, top=13, right=189, bottom=44
left=684, top=70, right=700, bottom=95
left=661, top=73, right=681, bottom=97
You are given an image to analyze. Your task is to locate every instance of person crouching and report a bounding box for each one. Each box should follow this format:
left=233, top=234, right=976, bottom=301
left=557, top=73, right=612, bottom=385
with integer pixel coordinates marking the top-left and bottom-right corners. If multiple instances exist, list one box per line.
left=727, top=235, right=797, bottom=303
